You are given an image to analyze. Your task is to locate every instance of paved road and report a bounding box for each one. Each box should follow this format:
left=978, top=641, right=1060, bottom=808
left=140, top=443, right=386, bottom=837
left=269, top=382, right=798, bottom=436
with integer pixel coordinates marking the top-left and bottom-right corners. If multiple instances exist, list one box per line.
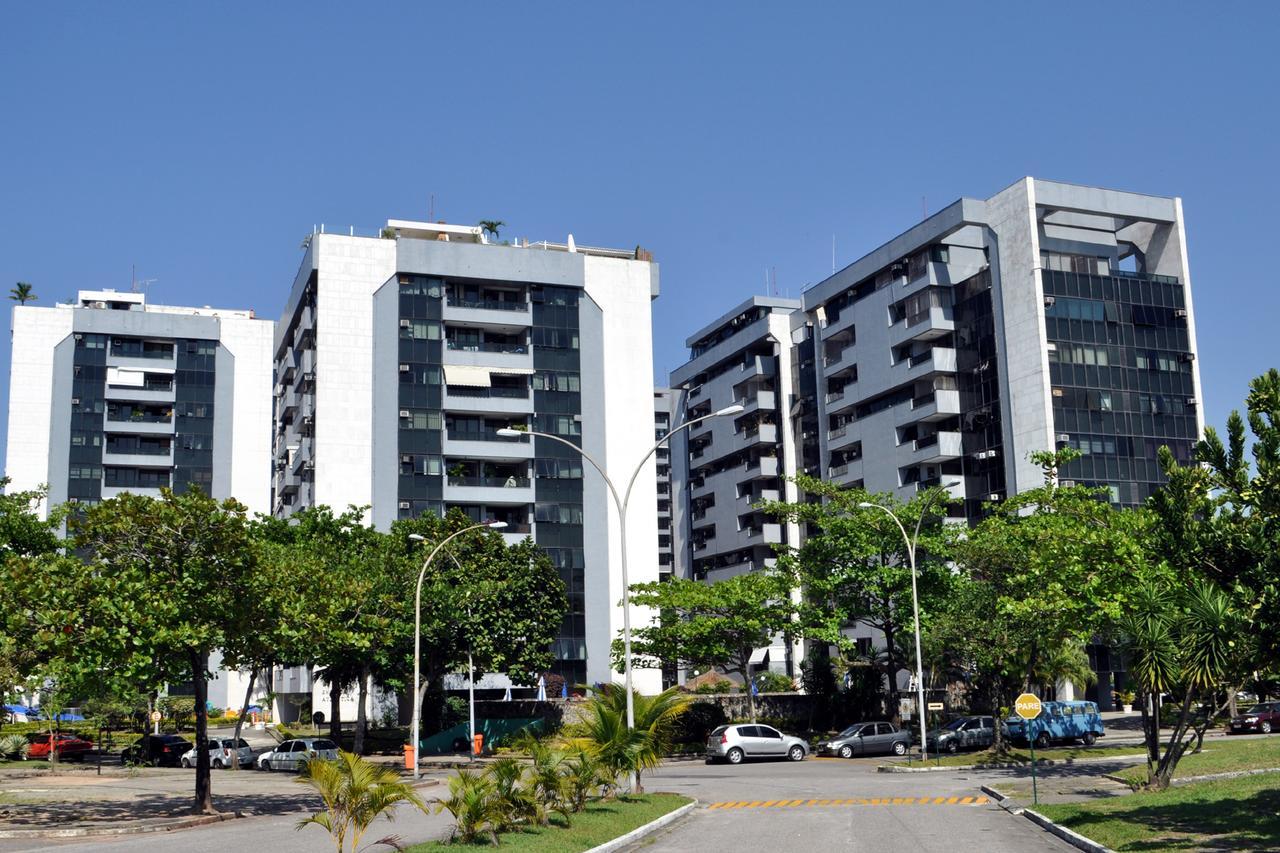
left=631, top=756, right=1075, bottom=853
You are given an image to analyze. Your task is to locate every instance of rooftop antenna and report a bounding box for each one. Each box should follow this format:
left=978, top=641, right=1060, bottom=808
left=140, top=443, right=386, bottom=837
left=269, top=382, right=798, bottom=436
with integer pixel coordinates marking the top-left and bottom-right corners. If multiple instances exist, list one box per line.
left=832, top=234, right=836, bottom=274
left=922, top=196, right=928, bottom=220
left=772, top=267, right=778, bottom=297
left=428, top=193, right=435, bottom=221
left=130, top=264, right=157, bottom=297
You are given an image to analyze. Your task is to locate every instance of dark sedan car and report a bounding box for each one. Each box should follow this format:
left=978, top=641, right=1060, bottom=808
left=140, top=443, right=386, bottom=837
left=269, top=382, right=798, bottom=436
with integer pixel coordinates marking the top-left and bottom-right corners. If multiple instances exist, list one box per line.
left=121, top=734, right=189, bottom=767
left=925, top=716, right=997, bottom=754
left=816, top=722, right=911, bottom=758
left=1229, top=702, right=1280, bottom=734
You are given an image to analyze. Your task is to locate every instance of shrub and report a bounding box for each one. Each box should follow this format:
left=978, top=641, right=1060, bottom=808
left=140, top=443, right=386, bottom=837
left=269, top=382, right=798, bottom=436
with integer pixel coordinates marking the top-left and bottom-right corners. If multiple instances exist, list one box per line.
left=693, top=678, right=735, bottom=695
left=436, top=769, right=504, bottom=845
left=0, top=734, right=28, bottom=759
left=561, top=748, right=611, bottom=812
left=540, top=671, right=566, bottom=700
left=670, top=702, right=727, bottom=745
left=484, top=758, right=538, bottom=831
left=754, top=672, right=796, bottom=693
left=440, top=696, right=467, bottom=729
left=295, top=751, right=427, bottom=852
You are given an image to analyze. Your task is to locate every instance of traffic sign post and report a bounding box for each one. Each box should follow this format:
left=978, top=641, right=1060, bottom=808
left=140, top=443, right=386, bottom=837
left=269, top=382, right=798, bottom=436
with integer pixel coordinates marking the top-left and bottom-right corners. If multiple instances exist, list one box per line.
left=1014, top=693, right=1043, bottom=805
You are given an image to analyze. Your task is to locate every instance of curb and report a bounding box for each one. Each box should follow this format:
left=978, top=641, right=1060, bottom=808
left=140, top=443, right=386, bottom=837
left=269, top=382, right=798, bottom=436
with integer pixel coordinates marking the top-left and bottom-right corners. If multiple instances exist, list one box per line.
left=1104, top=764, right=1280, bottom=789
left=1023, top=808, right=1114, bottom=853
left=979, top=785, right=1021, bottom=814
left=584, top=798, right=698, bottom=853
left=878, top=753, right=1148, bottom=773
left=0, top=812, right=240, bottom=839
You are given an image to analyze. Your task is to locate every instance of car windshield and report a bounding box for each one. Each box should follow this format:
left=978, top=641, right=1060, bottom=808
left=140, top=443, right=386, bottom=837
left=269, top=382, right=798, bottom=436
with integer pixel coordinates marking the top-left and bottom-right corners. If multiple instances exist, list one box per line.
left=234, top=739, right=249, bottom=748
left=1246, top=704, right=1270, bottom=714
left=161, top=736, right=186, bottom=744
left=837, top=725, right=865, bottom=738
left=314, top=740, right=337, bottom=750
left=942, top=719, right=967, bottom=731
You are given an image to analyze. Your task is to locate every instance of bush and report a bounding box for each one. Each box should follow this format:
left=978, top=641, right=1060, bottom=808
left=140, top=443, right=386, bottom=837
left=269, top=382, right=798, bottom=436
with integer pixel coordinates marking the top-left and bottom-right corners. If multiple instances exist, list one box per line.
left=540, top=672, right=566, bottom=700
left=670, top=702, right=727, bottom=745
left=441, top=695, right=467, bottom=729
left=693, top=678, right=735, bottom=695
left=754, top=672, right=796, bottom=693
left=0, top=734, right=28, bottom=759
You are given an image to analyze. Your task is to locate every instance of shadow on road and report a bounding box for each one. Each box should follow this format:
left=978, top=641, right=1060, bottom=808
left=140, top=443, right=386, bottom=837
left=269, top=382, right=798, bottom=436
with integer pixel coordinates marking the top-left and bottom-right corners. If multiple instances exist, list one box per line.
left=0, top=790, right=323, bottom=827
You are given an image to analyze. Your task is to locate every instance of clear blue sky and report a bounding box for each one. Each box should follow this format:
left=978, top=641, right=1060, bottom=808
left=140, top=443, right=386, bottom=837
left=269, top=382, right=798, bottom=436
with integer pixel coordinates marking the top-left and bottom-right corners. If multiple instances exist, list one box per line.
left=2, top=3, right=1277, bottom=468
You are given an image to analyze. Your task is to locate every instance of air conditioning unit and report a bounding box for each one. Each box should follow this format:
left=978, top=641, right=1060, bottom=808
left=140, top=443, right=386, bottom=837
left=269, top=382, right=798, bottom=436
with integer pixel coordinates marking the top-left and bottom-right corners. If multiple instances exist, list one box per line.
left=398, top=501, right=410, bottom=509
left=399, top=410, right=411, bottom=418
left=399, top=319, right=411, bottom=328
left=1186, top=398, right=1198, bottom=407
left=1174, top=309, right=1188, bottom=318
left=1056, top=433, right=1070, bottom=443
left=71, top=397, right=80, bottom=405
left=401, top=454, right=413, bottom=463
left=73, top=333, right=83, bottom=340
left=972, top=449, right=999, bottom=460
left=1052, top=388, right=1064, bottom=397
left=1043, top=296, right=1056, bottom=307
left=986, top=493, right=1001, bottom=501
left=1180, top=352, right=1196, bottom=362
left=399, top=364, right=410, bottom=372
left=1060, top=480, right=1077, bottom=487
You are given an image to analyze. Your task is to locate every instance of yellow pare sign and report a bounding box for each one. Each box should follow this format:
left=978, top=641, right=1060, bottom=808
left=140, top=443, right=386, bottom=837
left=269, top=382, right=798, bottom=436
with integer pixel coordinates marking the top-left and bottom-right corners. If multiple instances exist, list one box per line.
left=1014, top=693, right=1042, bottom=720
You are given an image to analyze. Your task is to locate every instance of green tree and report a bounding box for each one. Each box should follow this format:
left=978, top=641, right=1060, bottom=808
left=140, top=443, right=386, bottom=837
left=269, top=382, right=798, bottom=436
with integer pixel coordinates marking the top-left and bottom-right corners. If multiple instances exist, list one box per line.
left=68, top=488, right=258, bottom=814
left=765, top=478, right=955, bottom=722
left=617, top=570, right=796, bottom=723
left=0, top=480, right=66, bottom=690
left=590, top=685, right=689, bottom=792
left=9, top=282, right=35, bottom=304
left=295, top=751, right=428, bottom=853
left=477, top=220, right=506, bottom=241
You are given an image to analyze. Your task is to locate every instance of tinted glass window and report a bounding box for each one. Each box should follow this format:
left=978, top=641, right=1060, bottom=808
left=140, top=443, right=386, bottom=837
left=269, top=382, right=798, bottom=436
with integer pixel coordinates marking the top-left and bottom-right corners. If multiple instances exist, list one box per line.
left=759, top=727, right=783, bottom=739
left=235, top=739, right=249, bottom=749
left=314, top=740, right=338, bottom=750
left=738, top=726, right=760, bottom=738
left=709, top=726, right=728, bottom=736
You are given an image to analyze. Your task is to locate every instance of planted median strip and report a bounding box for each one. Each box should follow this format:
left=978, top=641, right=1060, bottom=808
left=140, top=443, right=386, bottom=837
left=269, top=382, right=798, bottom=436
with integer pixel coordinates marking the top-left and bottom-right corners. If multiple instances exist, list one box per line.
left=888, top=744, right=1146, bottom=769
left=1109, top=737, right=1280, bottom=786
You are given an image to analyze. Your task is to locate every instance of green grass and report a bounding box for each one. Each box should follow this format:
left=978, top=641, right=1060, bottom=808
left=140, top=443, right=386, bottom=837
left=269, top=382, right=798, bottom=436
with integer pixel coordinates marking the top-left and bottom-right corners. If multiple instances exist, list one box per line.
left=893, top=743, right=1143, bottom=768
left=1038, top=773, right=1280, bottom=851
left=1112, top=736, right=1280, bottom=785
left=407, top=793, right=690, bottom=852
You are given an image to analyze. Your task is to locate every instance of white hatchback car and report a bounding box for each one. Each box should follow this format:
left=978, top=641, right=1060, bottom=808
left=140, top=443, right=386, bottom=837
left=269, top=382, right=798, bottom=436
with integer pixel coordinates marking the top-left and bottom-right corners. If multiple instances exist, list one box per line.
left=258, top=738, right=339, bottom=772
left=180, top=737, right=253, bottom=769
left=705, top=724, right=807, bottom=764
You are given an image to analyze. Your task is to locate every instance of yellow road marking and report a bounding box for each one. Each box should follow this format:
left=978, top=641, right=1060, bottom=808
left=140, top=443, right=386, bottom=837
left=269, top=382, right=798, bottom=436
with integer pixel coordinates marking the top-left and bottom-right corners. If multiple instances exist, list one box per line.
left=705, top=795, right=990, bottom=810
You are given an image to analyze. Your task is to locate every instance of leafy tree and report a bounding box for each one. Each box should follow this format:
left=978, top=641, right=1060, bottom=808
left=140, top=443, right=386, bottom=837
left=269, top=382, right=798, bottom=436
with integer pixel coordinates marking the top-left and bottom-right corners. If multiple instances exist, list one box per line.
left=588, top=685, right=689, bottom=792
left=9, top=282, right=35, bottom=304
left=764, top=478, right=956, bottom=722
left=617, top=570, right=796, bottom=723
left=295, top=751, right=428, bottom=853
left=0, top=480, right=67, bottom=690
left=67, top=488, right=258, bottom=814
left=477, top=220, right=506, bottom=241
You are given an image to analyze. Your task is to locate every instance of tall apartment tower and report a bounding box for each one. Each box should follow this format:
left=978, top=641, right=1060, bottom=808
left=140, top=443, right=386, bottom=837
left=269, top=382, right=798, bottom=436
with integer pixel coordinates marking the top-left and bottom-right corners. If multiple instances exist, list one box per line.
left=653, top=388, right=675, bottom=580
left=667, top=297, right=808, bottom=676
left=803, top=179, right=1202, bottom=520
left=273, top=221, right=662, bottom=690
left=5, top=289, right=274, bottom=515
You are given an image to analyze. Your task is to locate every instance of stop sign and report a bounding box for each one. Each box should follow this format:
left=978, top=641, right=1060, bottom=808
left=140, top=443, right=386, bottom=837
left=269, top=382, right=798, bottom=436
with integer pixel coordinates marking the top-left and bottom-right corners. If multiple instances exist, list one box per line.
left=1014, top=693, right=1042, bottom=720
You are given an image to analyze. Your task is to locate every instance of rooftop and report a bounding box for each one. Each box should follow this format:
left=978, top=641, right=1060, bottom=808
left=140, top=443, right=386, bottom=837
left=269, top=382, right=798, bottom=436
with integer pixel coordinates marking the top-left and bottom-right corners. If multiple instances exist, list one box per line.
left=62, top=289, right=258, bottom=320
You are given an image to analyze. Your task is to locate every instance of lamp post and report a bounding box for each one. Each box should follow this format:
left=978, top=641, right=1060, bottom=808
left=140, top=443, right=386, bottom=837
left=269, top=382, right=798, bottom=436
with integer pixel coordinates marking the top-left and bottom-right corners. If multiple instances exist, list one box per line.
left=407, top=521, right=506, bottom=779
left=858, top=481, right=958, bottom=763
left=497, top=402, right=742, bottom=782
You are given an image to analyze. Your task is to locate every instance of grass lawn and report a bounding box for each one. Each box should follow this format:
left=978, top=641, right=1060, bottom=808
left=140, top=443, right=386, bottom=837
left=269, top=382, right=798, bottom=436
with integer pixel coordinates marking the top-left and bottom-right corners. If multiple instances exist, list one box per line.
left=406, top=793, right=690, bottom=852
left=1112, top=736, right=1280, bottom=785
left=1038, top=773, right=1280, bottom=852
left=893, top=743, right=1143, bottom=768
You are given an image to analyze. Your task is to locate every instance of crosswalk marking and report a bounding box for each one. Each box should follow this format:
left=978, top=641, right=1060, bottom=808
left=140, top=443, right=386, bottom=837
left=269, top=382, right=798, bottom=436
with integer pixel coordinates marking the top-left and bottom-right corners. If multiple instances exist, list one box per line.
left=704, top=795, right=990, bottom=811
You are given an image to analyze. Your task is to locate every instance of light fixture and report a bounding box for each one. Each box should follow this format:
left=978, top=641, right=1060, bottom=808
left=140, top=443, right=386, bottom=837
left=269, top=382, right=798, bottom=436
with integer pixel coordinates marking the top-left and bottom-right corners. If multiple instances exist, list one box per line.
left=713, top=404, right=745, bottom=416
left=495, top=428, right=522, bottom=437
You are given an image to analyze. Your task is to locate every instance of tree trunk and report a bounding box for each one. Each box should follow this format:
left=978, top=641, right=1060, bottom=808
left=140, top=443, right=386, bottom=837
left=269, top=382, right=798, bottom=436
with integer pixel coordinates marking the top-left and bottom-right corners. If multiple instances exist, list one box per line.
left=354, top=663, right=370, bottom=756
left=191, top=649, right=215, bottom=815
left=1152, top=687, right=1196, bottom=790
left=329, top=681, right=341, bottom=743
left=883, top=620, right=899, bottom=725
left=230, top=670, right=257, bottom=770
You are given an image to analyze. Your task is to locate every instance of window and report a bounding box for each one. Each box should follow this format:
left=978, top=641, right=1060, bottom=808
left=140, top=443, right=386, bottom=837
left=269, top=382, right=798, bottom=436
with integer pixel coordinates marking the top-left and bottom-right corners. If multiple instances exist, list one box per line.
left=532, top=371, right=581, bottom=393
left=399, top=320, right=441, bottom=340
left=758, top=726, right=783, bottom=740
left=399, top=410, right=443, bottom=430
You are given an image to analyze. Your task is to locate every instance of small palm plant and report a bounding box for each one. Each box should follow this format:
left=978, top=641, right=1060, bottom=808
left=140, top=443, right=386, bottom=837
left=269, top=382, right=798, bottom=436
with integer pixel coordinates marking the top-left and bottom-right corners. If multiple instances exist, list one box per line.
left=484, top=757, right=538, bottom=831
left=9, top=282, right=35, bottom=305
left=592, top=685, right=691, bottom=792
left=561, top=748, right=610, bottom=813
left=295, top=751, right=427, bottom=853
left=477, top=220, right=505, bottom=242
left=567, top=698, right=650, bottom=794
left=0, top=734, right=28, bottom=760
left=436, top=768, right=504, bottom=845
left=525, top=740, right=571, bottom=826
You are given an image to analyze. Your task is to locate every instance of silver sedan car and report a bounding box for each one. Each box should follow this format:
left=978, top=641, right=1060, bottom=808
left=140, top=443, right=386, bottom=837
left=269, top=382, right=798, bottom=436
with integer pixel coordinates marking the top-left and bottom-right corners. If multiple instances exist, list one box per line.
left=258, top=738, right=339, bottom=771
left=705, top=724, right=807, bottom=764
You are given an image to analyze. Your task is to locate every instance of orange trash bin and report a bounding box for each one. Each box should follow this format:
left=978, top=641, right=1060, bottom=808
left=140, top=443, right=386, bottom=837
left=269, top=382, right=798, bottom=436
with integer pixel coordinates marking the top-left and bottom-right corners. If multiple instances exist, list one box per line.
left=403, top=744, right=416, bottom=769
left=472, top=734, right=484, bottom=756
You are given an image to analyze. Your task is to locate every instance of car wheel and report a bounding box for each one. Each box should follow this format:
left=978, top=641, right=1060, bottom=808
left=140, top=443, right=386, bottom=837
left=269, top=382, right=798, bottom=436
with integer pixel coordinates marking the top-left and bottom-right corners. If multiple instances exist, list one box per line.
left=839, top=744, right=854, bottom=759
left=262, top=760, right=273, bottom=772
left=892, top=741, right=907, bottom=756
left=726, top=747, right=744, bottom=765
left=946, top=740, right=959, bottom=754
left=1035, top=732, right=1051, bottom=749
left=120, top=751, right=131, bottom=765
left=788, top=745, right=805, bottom=762
left=213, top=759, right=224, bottom=769
left=1262, top=721, right=1273, bottom=734
left=1082, top=732, right=1097, bottom=746
left=704, top=757, right=715, bottom=765
left=181, top=758, right=191, bottom=768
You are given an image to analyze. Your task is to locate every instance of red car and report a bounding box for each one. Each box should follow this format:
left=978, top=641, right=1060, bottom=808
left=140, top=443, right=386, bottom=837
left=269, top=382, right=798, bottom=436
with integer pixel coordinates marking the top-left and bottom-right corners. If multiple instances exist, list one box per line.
left=27, top=733, right=94, bottom=761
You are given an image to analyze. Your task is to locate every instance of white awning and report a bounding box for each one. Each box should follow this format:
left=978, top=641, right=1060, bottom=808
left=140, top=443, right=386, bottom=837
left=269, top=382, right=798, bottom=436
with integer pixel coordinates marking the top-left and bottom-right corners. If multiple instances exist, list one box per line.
left=106, top=367, right=145, bottom=387
left=489, top=367, right=535, bottom=376
left=748, top=647, right=771, bottom=666
left=443, top=365, right=492, bottom=387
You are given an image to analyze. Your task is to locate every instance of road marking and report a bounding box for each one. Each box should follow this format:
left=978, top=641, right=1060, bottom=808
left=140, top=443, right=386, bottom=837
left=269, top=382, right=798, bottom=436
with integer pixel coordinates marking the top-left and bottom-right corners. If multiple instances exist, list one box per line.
left=705, top=796, right=989, bottom=810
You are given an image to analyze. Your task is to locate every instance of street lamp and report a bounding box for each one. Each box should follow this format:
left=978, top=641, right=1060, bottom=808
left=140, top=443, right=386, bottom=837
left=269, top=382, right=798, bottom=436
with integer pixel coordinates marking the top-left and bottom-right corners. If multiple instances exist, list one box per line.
left=407, top=521, right=506, bottom=779
left=858, top=481, right=959, bottom=762
left=497, top=402, right=742, bottom=785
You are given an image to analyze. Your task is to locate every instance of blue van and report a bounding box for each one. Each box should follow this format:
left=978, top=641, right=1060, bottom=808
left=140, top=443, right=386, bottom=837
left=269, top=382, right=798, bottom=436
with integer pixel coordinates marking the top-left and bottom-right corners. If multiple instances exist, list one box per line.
left=1005, top=700, right=1104, bottom=748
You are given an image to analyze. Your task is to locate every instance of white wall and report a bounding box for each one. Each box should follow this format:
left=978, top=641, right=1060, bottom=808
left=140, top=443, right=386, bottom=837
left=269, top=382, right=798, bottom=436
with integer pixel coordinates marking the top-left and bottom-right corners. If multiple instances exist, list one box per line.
left=4, top=306, right=72, bottom=512
left=218, top=315, right=276, bottom=515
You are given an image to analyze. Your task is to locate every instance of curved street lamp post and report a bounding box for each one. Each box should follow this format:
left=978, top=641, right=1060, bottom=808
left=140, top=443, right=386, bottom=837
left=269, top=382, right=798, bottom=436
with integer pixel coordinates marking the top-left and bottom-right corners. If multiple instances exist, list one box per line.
left=407, top=521, right=506, bottom=779
left=858, top=481, right=958, bottom=763
left=497, top=402, right=742, bottom=787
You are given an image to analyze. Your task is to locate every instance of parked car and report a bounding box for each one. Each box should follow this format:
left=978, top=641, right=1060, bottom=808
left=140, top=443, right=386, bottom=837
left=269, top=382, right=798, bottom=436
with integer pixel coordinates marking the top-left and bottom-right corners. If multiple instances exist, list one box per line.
left=1229, top=701, right=1280, bottom=734
left=179, top=737, right=254, bottom=769
left=817, top=722, right=911, bottom=758
left=121, top=734, right=190, bottom=767
left=1005, top=701, right=1105, bottom=748
left=925, top=716, right=997, bottom=754
left=258, top=738, right=339, bottom=772
left=26, top=733, right=94, bottom=761
left=705, top=724, right=807, bottom=765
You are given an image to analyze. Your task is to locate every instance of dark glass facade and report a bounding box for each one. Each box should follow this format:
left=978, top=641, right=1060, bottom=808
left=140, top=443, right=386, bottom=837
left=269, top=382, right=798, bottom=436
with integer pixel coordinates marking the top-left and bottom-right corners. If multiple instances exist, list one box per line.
left=1043, top=259, right=1197, bottom=506
left=953, top=269, right=1006, bottom=520
left=397, top=275, right=445, bottom=519
left=173, top=339, right=216, bottom=494
left=68, top=334, right=107, bottom=503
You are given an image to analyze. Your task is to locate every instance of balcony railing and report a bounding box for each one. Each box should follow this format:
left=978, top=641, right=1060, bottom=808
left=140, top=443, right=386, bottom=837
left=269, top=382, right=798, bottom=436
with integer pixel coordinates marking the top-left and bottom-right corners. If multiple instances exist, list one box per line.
left=446, top=298, right=528, bottom=312
left=447, top=476, right=531, bottom=488
left=911, top=392, right=936, bottom=409
left=446, top=341, right=529, bottom=354
left=445, top=386, right=530, bottom=399
left=825, top=389, right=845, bottom=403
left=446, top=430, right=531, bottom=443
left=107, top=410, right=173, bottom=424
left=908, top=350, right=934, bottom=367
left=105, top=443, right=172, bottom=456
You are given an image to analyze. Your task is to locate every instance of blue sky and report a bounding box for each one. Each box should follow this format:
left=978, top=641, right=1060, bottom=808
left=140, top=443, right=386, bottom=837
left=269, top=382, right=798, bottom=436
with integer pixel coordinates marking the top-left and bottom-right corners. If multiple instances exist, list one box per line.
left=2, top=3, right=1277, bottom=467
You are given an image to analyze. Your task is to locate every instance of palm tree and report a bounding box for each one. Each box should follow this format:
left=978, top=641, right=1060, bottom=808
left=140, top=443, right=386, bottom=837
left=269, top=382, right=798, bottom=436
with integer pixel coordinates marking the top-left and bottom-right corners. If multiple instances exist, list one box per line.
left=589, top=685, right=690, bottom=793
left=9, top=282, right=35, bottom=305
left=477, top=220, right=505, bottom=242
left=295, top=751, right=428, bottom=853
left=435, top=768, right=505, bottom=845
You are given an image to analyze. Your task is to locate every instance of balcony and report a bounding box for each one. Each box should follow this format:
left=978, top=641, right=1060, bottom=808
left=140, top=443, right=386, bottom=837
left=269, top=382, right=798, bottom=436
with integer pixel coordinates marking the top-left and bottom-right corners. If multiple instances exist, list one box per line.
left=104, top=412, right=174, bottom=435
left=735, top=423, right=778, bottom=451
left=902, top=346, right=957, bottom=382
left=738, top=390, right=777, bottom=414
left=443, top=476, right=535, bottom=505
left=889, top=306, right=954, bottom=348
left=443, top=340, right=534, bottom=371
left=102, top=448, right=173, bottom=467
left=442, top=385, right=534, bottom=415
left=908, top=430, right=963, bottom=464
left=442, top=297, right=531, bottom=329
left=901, top=388, right=962, bottom=423
left=741, top=456, right=779, bottom=480
left=442, top=431, right=535, bottom=460
left=100, top=485, right=166, bottom=500
left=739, top=523, right=783, bottom=548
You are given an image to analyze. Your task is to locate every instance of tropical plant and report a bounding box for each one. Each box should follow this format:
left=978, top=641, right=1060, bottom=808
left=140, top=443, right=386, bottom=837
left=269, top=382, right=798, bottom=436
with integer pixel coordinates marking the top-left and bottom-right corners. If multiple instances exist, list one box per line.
left=753, top=671, right=796, bottom=693
left=477, top=220, right=505, bottom=241
left=483, top=757, right=538, bottom=830
left=295, top=751, right=427, bottom=853
left=435, top=769, right=504, bottom=845
left=566, top=697, right=648, bottom=794
left=525, top=741, right=571, bottom=826
left=9, top=282, right=35, bottom=304
left=0, top=734, right=28, bottom=759
left=560, top=748, right=611, bottom=813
